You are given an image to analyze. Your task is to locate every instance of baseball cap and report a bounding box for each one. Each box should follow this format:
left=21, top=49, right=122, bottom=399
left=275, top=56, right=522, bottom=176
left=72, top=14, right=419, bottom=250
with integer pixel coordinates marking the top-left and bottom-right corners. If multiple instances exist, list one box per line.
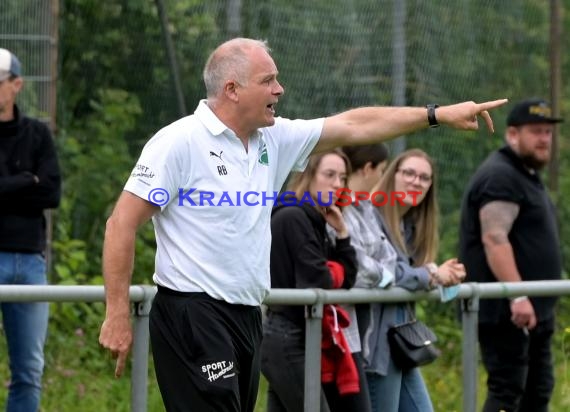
left=506, top=98, right=563, bottom=126
left=0, top=48, right=22, bottom=81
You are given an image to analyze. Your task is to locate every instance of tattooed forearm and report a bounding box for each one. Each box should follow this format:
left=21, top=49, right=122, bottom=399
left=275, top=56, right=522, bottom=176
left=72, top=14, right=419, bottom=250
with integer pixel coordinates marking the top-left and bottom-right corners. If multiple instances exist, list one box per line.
left=479, top=201, right=520, bottom=245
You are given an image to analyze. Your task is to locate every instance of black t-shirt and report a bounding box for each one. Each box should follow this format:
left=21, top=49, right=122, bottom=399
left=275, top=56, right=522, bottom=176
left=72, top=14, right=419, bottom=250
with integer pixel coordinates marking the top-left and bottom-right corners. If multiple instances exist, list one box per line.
left=459, top=146, right=561, bottom=323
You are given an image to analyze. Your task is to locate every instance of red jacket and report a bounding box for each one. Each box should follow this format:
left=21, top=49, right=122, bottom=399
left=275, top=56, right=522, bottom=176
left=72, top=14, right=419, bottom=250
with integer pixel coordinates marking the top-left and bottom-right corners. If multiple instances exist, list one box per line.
left=321, top=261, right=360, bottom=395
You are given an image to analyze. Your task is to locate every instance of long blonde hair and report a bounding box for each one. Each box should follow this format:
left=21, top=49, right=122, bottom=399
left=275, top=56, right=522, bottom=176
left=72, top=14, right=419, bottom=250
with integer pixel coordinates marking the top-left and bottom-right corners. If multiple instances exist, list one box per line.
left=376, top=149, right=438, bottom=265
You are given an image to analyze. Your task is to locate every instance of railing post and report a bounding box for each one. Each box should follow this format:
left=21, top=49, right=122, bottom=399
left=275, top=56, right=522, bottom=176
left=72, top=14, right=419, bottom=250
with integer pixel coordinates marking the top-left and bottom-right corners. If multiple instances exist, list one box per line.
left=461, top=284, right=480, bottom=412
left=304, top=291, right=324, bottom=412
left=131, top=288, right=154, bottom=412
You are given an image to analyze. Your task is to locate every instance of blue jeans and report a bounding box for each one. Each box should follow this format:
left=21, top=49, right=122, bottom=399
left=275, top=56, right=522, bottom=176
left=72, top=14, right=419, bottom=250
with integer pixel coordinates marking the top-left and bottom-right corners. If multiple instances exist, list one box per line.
left=0, top=252, right=49, bottom=412
left=366, top=305, right=433, bottom=412
left=367, top=363, right=433, bottom=412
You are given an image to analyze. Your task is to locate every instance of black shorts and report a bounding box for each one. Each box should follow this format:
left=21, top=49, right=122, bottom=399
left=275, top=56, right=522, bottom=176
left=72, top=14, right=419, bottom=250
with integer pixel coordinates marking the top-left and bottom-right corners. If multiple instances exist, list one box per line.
left=149, top=287, right=262, bottom=412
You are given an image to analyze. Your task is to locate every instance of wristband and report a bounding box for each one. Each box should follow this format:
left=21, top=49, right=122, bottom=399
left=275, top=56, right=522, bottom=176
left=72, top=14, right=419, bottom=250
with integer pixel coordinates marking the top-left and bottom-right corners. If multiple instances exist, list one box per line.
left=426, top=104, right=440, bottom=128
left=510, top=296, right=529, bottom=304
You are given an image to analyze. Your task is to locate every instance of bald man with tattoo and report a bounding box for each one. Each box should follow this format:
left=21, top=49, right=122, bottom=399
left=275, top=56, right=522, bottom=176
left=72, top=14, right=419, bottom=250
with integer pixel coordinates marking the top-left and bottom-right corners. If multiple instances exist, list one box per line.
left=459, top=98, right=563, bottom=412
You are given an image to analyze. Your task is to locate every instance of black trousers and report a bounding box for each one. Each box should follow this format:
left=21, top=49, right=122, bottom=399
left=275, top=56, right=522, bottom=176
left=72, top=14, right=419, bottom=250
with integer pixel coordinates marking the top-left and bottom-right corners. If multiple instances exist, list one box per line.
left=478, top=317, right=555, bottom=412
left=261, top=312, right=371, bottom=412
left=150, top=287, right=262, bottom=412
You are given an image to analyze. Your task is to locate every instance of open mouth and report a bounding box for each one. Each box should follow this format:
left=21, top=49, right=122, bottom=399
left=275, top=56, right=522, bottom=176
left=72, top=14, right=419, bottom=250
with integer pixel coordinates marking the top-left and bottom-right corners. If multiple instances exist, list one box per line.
left=266, top=103, right=275, bottom=114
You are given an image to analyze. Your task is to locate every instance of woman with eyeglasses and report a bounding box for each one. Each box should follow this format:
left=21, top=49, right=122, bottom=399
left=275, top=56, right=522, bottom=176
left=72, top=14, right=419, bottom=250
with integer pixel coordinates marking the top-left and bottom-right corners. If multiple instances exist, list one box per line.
left=358, top=148, right=466, bottom=412
left=261, top=149, right=371, bottom=412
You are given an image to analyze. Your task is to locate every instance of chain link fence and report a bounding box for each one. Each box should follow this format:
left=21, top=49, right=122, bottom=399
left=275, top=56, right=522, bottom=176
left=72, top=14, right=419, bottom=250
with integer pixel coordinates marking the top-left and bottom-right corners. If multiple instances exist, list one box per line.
left=2, top=0, right=566, bottom=260
left=0, top=0, right=57, bottom=126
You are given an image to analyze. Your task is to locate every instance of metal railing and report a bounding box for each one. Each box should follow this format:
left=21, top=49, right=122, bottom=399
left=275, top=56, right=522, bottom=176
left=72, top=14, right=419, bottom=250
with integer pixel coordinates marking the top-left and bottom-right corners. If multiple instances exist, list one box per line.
left=0, top=284, right=156, bottom=412
left=1, top=280, right=569, bottom=412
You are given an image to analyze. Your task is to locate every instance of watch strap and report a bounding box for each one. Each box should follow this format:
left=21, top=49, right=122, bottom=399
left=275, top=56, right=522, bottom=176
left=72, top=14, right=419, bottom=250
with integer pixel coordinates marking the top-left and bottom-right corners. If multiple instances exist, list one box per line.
left=427, top=104, right=440, bottom=128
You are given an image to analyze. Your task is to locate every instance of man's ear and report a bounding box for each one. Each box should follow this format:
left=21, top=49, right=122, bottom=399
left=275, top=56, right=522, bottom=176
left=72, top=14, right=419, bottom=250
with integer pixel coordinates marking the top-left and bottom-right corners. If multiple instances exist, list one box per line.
left=11, top=77, right=24, bottom=94
left=362, top=161, right=374, bottom=177
left=506, top=126, right=519, bottom=148
left=224, top=80, right=239, bottom=102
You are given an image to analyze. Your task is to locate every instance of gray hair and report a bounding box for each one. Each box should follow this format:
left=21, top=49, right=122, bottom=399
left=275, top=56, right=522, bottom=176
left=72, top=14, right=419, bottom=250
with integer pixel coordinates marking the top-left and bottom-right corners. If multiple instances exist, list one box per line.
left=203, top=38, right=270, bottom=98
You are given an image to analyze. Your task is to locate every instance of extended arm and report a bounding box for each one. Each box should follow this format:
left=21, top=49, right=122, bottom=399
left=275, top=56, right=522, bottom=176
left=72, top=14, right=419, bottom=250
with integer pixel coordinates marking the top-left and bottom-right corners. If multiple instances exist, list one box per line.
left=315, top=99, right=508, bottom=153
left=99, top=191, right=159, bottom=377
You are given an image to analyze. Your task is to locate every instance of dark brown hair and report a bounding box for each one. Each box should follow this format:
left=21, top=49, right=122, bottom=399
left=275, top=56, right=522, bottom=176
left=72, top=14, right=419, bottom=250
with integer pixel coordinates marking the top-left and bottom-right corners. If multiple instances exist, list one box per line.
left=286, top=149, right=351, bottom=207
left=342, top=143, right=389, bottom=172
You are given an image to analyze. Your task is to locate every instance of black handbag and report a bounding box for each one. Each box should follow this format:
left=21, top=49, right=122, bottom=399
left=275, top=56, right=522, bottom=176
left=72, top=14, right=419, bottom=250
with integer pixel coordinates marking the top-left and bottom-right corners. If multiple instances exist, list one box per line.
left=387, top=307, right=441, bottom=370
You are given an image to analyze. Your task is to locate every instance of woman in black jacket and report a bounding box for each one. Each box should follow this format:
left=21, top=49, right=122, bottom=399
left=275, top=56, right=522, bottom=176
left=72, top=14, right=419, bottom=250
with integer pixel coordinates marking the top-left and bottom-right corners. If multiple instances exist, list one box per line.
left=261, top=149, right=371, bottom=412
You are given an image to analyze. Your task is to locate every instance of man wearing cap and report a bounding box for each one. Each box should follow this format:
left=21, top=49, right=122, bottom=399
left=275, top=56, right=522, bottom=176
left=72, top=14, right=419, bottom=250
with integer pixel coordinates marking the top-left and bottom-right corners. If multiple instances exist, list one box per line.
left=459, top=98, right=563, bottom=412
left=0, top=48, right=61, bottom=411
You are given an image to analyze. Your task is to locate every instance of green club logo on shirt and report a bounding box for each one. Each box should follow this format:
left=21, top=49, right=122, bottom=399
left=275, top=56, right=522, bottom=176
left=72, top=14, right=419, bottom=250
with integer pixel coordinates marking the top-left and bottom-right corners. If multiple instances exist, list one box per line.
left=258, top=141, right=269, bottom=166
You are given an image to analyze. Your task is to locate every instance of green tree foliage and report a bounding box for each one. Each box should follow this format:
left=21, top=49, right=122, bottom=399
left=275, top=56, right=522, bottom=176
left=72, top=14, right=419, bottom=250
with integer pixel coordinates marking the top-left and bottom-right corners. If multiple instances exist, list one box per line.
left=60, top=1, right=172, bottom=144
left=54, top=88, right=158, bottom=283
left=55, top=0, right=570, bottom=276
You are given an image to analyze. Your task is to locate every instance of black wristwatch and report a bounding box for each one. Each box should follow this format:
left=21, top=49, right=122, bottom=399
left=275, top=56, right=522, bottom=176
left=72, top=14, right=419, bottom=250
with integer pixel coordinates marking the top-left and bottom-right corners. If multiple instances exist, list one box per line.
left=426, top=104, right=440, bottom=128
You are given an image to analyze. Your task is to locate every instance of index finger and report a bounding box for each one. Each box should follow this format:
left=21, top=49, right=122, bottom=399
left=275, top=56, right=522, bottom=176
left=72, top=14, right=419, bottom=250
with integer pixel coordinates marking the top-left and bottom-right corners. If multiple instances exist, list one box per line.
left=115, top=352, right=127, bottom=378
left=477, top=98, right=509, bottom=111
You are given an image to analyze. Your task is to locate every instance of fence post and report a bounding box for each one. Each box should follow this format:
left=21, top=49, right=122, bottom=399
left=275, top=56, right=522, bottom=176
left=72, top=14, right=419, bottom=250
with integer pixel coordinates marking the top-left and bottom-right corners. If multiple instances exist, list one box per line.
left=131, top=287, right=154, bottom=412
left=461, top=284, right=480, bottom=412
left=304, top=290, right=324, bottom=412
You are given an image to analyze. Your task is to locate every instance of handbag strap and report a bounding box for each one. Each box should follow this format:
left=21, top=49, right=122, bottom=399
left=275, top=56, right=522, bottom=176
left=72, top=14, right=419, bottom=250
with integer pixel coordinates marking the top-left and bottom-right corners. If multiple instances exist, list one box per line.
left=405, top=302, right=416, bottom=321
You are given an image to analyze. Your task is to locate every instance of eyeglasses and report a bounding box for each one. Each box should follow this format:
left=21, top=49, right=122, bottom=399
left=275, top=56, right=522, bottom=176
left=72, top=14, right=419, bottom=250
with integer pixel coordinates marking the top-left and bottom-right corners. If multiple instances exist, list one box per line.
left=318, top=170, right=347, bottom=185
left=397, top=168, right=432, bottom=185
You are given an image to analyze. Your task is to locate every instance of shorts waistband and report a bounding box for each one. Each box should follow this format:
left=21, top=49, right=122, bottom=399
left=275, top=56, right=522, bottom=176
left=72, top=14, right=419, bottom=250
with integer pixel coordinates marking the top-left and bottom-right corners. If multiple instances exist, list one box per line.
left=156, top=285, right=209, bottom=298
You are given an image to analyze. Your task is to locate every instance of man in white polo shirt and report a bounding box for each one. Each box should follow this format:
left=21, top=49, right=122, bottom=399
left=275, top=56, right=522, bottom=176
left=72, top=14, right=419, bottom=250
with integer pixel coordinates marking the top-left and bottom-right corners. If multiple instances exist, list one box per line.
left=99, top=37, right=507, bottom=411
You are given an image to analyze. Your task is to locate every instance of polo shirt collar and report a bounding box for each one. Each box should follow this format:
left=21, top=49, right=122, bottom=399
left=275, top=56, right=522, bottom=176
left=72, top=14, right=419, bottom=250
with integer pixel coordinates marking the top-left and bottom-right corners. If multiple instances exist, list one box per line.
left=195, top=99, right=263, bottom=141
left=195, top=99, right=227, bottom=136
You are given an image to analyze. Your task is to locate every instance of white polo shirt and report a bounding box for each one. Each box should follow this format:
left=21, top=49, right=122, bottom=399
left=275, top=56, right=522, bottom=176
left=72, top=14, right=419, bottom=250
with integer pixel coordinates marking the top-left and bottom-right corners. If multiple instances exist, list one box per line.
left=124, top=100, right=322, bottom=305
